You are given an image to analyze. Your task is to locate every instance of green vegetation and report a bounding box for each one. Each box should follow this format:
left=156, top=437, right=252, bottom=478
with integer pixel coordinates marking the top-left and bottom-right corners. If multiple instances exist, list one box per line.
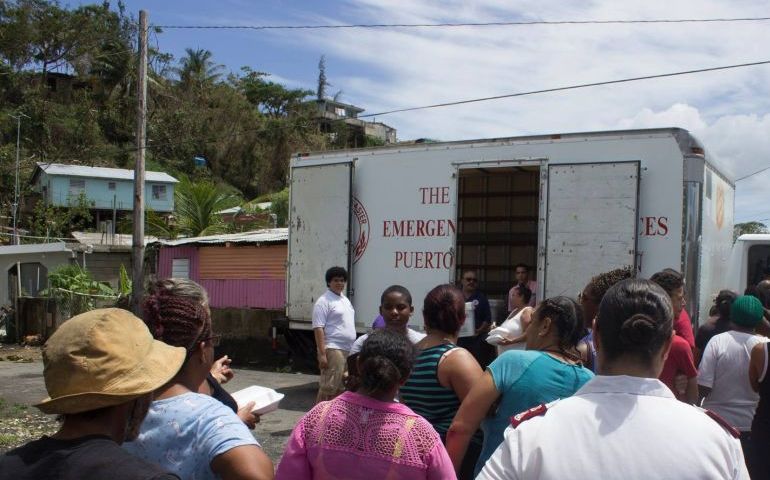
left=0, top=0, right=359, bottom=237
left=46, top=264, right=115, bottom=295
left=29, top=192, right=93, bottom=239
left=0, top=396, right=58, bottom=451
left=44, top=264, right=119, bottom=317
left=734, top=221, right=768, bottom=241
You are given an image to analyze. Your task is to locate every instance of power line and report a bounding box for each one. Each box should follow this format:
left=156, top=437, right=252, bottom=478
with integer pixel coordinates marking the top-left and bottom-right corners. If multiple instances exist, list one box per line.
left=29, top=59, right=770, bottom=161
left=359, top=59, right=770, bottom=117
left=154, top=16, right=770, bottom=30
left=735, top=164, right=770, bottom=181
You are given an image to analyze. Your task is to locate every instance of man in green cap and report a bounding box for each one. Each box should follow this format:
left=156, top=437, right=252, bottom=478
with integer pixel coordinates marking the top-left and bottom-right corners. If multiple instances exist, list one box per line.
left=698, top=295, right=770, bottom=463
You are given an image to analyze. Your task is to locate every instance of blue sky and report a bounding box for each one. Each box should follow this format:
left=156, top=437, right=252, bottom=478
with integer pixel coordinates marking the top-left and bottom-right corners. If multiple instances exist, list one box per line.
left=69, top=0, right=387, bottom=95
left=64, top=0, right=770, bottom=223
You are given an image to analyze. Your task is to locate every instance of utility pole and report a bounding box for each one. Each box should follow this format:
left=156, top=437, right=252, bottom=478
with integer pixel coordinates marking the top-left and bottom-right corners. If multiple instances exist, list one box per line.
left=131, top=10, right=148, bottom=315
left=9, top=112, right=29, bottom=245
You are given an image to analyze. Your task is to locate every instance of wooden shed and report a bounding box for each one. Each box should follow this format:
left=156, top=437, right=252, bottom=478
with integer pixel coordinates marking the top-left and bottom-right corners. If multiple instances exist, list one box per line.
left=153, top=229, right=288, bottom=310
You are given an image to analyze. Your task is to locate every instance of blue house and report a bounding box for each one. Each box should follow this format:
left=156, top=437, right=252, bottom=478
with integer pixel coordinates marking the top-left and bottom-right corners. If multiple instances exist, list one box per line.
left=31, top=163, right=178, bottom=213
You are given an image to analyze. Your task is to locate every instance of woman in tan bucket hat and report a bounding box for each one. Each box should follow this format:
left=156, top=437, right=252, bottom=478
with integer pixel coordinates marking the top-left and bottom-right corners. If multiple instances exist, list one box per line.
left=0, top=308, right=186, bottom=480
left=123, top=278, right=274, bottom=480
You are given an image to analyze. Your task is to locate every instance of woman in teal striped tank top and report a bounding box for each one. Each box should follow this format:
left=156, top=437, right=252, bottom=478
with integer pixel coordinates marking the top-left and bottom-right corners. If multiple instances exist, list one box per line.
left=400, top=284, right=484, bottom=480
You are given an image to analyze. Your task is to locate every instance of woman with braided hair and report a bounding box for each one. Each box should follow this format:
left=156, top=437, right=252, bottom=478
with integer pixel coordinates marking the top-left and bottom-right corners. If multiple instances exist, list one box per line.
left=123, top=278, right=274, bottom=480
left=477, top=279, right=749, bottom=480
left=447, top=296, right=593, bottom=477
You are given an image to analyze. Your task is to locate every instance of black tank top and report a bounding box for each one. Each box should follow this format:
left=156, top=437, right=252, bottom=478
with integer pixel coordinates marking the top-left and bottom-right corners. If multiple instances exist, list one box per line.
left=752, top=343, right=770, bottom=432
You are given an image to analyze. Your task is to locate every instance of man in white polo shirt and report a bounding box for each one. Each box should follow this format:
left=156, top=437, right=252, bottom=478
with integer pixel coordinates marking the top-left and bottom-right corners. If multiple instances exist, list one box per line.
left=313, top=266, right=356, bottom=402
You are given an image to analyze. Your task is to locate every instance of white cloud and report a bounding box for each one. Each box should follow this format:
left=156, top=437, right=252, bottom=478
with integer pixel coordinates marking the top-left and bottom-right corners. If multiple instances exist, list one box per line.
left=290, top=0, right=770, bottom=139
left=614, top=103, right=770, bottom=222
left=289, top=0, right=770, bottom=221
left=173, top=0, right=770, bottom=221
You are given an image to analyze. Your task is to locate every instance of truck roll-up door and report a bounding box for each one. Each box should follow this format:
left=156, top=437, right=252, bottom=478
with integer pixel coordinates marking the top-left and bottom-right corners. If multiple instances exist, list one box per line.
left=287, top=162, right=353, bottom=322
left=544, top=161, right=640, bottom=299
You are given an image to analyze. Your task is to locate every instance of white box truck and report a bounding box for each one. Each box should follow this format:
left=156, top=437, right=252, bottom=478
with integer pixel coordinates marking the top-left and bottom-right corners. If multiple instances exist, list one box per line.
left=282, top=128, right=736, bottom=349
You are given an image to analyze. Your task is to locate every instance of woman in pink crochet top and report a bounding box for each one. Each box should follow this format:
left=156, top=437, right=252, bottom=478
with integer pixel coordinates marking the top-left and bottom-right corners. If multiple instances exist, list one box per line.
left=276, top=329, right=456, bottom=479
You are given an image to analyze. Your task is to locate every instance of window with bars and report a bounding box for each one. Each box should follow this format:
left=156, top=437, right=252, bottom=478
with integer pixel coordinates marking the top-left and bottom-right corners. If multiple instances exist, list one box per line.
left=171, top=258, right=190, bottom=279
left=68, top=178, right=85, bottom=197
left=152, top=184, right=167, bottom=200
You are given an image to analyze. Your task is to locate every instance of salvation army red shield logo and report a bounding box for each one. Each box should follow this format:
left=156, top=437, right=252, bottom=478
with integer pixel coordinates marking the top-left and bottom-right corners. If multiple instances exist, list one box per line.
left=352, top=196, right=370, bottom=264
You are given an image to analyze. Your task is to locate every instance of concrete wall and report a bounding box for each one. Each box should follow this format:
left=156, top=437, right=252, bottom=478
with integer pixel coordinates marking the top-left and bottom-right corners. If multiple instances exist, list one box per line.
left=37, top=172, right=175, bottom=212
left=211, top=307, right=285, bottom=366
left=77, top=252, right=131, bottom=289
left=1, top=251, right=72, bottom=304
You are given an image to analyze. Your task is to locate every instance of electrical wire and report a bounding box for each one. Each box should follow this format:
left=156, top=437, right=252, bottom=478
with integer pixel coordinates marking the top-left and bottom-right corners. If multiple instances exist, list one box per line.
left=154, top=16, right=770, bottom=30
left=358, top=60, right=770, bottom=117
left=735, top=164, right=770, bottom=181
left=29, top=58, right=770, bottom=162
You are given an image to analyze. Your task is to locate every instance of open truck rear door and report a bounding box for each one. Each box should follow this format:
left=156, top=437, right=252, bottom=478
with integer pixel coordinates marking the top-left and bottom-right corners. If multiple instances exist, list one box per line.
left=544, top=161, right=640, bottom=299
left=287, top=162, right=353, bottom=325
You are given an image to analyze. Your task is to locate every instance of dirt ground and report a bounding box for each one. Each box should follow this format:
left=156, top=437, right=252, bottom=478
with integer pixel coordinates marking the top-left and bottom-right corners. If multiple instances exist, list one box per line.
left=0, top=343, right=43, bottom=363
left=0, top=347, right=319, bottom=465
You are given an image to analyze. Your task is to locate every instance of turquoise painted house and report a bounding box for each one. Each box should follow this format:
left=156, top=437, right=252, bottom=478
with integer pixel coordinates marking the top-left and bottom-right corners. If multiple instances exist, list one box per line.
left=31, top=163, right=178, bottom=213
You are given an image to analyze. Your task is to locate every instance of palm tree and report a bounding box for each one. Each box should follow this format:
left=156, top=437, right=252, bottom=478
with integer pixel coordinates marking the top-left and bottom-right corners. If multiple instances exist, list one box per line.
left=176, top=48, right=224, bottom=91
left=174, top=177, right=241, bottom=237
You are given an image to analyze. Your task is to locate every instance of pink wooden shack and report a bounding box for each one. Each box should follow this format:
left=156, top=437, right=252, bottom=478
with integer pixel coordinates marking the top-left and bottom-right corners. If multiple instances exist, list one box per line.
left=154, top=229, right=287, bottom=310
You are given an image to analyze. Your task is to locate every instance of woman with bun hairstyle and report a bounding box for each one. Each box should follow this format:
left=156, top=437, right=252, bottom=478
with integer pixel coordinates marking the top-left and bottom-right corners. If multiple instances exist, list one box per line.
left=447, top=297, right=593, bottom=477
left=276, top=329, right=456, bottom=479
left=400, top=284, right=484, bottom=480
left=124, top=278, right=274, bottom=480
left=478, top=279, right=749, bottom=480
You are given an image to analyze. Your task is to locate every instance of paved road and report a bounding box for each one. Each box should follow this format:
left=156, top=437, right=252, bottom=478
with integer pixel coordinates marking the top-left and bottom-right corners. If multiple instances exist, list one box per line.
left=0, top=360, right=319, bottom=463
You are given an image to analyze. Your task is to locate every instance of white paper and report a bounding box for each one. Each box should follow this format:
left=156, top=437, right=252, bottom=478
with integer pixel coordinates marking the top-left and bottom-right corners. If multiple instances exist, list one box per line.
left=230, top=385, right=285, bottom=415
left=458, top=302, right=476, bottom=338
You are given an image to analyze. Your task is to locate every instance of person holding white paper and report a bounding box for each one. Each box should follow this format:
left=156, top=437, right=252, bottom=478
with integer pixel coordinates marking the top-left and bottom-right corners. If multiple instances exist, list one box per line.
left=124, top=278, right=274, bottom=480
left=486, top=285, right=533, bottom=355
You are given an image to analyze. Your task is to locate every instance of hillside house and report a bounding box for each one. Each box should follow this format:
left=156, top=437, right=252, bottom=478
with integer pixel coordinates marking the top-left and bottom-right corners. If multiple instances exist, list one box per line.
left=314, top=99, right=397, bottom=145
left=30, top=163, right=178, bottom=232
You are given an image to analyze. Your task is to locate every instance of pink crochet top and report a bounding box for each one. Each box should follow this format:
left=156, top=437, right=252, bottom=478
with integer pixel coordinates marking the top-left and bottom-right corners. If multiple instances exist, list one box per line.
left=276, top=391, right=456, bottom=480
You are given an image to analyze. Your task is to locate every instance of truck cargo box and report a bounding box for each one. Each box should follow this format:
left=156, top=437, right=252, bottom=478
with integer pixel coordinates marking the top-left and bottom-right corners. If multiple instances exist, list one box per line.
left=286, top=128, right=734, bottom=333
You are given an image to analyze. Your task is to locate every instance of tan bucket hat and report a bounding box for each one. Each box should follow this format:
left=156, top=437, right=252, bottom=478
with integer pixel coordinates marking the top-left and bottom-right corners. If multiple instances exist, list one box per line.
left=35, top=308, right=186, bottom=414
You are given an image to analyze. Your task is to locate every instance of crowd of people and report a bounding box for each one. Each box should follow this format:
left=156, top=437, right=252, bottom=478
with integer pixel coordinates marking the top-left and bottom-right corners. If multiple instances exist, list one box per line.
left=306, top=265, right=770, bottom=480
left=1, top=264, right=769, bottom=479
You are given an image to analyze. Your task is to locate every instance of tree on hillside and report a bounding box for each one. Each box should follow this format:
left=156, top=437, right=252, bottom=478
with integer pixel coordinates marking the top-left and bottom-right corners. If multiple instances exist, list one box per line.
left=239, top=67, right=312, bottom=117
left=176, top=48, right=224, bottom=91
left=173, top=177, right=241, bottom=237
left=735, top=221, right=768, bottom=241
left=0, top=0, right=335, bottom=230
left=316, top=55, right=329, bottom=101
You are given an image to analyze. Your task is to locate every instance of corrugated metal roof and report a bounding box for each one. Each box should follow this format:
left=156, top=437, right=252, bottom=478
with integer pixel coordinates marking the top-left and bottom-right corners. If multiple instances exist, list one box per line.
left=70, top=231, right=158, bottom=247
left=0, top=242, right=70, bottom=255
left=215, top=202, right=272, bottom=216
left=153, top=228, right=288, bottom=246
left=36, top=163, right=178, bottom=183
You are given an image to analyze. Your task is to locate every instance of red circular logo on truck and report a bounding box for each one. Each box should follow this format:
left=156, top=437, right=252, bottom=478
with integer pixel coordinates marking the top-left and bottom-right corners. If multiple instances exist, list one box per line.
left=352, top=196, right=370, bottom=264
